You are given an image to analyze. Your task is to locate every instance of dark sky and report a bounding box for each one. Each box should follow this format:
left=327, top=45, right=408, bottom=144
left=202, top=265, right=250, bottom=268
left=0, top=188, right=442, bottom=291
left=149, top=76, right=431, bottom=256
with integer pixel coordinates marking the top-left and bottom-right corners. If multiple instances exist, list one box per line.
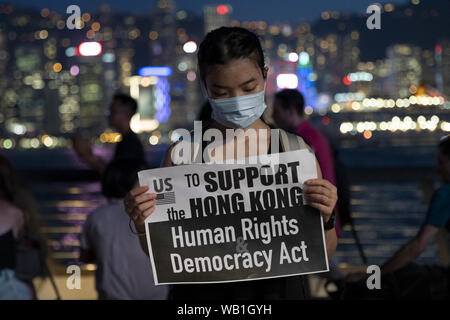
left=9, top=0, right=409, bottom=24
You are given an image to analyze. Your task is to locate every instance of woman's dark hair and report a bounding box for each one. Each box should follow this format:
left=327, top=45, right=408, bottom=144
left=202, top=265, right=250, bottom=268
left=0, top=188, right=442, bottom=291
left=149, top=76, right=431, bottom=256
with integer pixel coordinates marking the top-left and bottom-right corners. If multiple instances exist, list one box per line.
left=197, top=27, right=266, bottom=84
left=439, top=136, right=450, bottom=158
left=197, top=101, right=212, bottom=122
left=101, top=158, right=148, bottom=198
left=0, top=154, right=15, bottom=202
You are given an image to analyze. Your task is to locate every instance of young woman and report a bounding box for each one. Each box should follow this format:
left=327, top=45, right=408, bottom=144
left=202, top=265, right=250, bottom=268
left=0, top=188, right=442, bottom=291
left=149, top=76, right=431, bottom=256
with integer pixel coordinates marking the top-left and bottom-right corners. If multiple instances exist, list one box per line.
left=0, top=155, right=32, bottom=300
left=124, top=27, right=338, bottom=299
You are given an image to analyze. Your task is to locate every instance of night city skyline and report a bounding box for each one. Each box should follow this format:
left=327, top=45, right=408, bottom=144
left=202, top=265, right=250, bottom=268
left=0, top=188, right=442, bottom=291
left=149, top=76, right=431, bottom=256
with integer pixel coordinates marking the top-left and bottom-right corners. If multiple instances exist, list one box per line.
left=0, top=0, right=448, bottom=149
left=8, top=0, right=411, bottom=23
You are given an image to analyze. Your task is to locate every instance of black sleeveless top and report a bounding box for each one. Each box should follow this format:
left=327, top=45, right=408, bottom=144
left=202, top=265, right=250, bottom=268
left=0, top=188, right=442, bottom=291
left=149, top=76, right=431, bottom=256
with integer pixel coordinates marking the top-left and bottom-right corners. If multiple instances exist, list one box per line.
left=0, top=230, right=17, bottom=270
left=169, top=124, right=308, bottom=300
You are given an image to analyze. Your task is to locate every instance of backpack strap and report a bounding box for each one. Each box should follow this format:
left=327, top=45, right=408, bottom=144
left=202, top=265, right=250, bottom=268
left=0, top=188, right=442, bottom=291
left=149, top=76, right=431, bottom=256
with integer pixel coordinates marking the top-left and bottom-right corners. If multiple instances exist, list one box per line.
left=279, top=128, right=308, bottom=152
left=172, top=128, right=308, bottom=165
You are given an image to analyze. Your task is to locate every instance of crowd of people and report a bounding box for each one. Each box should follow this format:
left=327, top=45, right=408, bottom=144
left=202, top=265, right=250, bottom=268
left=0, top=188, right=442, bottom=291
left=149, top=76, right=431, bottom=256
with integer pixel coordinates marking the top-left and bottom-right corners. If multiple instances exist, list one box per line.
left=1, top=26, right=449, bottom=300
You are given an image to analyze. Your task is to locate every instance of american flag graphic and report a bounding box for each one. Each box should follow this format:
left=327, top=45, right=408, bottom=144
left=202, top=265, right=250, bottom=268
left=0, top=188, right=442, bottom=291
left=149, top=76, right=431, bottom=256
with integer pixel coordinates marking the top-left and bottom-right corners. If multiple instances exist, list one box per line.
left=155, top=192, right=176, bottom=205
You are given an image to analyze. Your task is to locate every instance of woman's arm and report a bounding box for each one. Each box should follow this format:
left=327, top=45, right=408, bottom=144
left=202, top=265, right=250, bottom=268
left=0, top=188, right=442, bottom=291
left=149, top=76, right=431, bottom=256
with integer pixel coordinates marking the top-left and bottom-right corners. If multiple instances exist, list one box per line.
left=381, top=224, right=438, bottom=275
left=124, top=144, right=175, bottom=255
left=72, top=135, right=107, bottom=174
left=303, top=156, right=338, bottom=260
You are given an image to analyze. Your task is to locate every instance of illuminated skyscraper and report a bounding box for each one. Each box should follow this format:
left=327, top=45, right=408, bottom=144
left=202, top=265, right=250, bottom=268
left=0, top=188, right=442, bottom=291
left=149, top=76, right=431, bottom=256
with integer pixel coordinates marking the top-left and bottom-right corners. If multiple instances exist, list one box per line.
left=145, top=0, right=177, bottom=135
left=297, top=52, right=318, bottom=110
left=150, top=0, right=177, bottom=67
left=0, top=28, right=9, bottom=136
left=436, top=41, right=450, bottom=98
left=314, top=31, right=360, bottom=95
left=420, top=49, right=437, bottom=91
left=295, top=23, right=315, bottom=64
left=75, top=43, right=106, bottom=135
left=353, top=61, right=381, bottom=97
left=13, top=45, right=46, bottom=133
left=171, top=11, right=204, bottom=131
left=386, top=44, right=422, bottom=98
left=203, top=4, right=232, bottom=34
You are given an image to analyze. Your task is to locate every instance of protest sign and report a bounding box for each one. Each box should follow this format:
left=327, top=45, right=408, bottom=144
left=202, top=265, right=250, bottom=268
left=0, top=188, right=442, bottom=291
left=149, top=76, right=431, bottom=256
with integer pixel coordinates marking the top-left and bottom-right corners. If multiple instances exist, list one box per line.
left=138, top=149, right=329, bottom=285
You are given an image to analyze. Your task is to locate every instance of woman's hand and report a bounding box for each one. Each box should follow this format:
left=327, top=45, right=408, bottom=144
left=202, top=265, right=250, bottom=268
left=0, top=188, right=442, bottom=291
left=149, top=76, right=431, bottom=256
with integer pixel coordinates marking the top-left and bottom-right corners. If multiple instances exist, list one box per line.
left=124, top=186, right=157, bottom=232
left=303, top=179, right=338, bottom=223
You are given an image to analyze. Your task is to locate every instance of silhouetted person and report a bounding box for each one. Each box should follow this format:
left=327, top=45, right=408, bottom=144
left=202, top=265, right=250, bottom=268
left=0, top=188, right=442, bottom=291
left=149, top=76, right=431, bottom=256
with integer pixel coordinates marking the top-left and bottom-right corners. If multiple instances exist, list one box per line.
left=79, top=158, right=168, bottom=300
left=343, top=136, right=450, bottom=299
left=381, top=136, right=450, bottom=274
left=272, top=89, right=341, bottom=237
left=0, top=155, right=32, bottom=300
left=72, top=93, right=146, bottom=174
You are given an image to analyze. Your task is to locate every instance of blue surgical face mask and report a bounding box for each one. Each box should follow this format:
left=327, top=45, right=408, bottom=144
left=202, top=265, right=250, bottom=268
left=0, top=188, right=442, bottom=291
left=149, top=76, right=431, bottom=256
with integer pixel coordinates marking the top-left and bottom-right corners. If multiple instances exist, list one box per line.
left=206, top=83, right=267, bottom=128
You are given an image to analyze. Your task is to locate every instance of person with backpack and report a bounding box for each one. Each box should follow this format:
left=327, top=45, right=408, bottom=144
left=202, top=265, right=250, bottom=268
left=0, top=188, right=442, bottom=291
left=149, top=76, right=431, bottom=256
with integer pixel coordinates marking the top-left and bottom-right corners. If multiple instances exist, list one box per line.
left=123, top=27, right=338, bottom=299
left=79, top=158, right=169, bottom=300
left=272, top=89, right=342, bottom=238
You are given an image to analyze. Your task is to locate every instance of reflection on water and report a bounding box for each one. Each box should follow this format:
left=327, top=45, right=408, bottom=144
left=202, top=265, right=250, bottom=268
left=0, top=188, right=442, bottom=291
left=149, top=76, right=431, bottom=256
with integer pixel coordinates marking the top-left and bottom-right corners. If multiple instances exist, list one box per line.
left=337, top=181, right=440, bottom=266
left=30, top=181, right=106, bottom=264
left=10, top=145, right=441, bottom=269
left=30, top=178, right=441, bottom=268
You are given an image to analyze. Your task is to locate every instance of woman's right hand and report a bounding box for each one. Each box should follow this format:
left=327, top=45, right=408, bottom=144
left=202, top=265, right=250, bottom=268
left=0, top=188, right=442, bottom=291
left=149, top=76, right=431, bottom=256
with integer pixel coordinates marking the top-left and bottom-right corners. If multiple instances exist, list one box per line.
left=124, top=186, right=158, bottom=232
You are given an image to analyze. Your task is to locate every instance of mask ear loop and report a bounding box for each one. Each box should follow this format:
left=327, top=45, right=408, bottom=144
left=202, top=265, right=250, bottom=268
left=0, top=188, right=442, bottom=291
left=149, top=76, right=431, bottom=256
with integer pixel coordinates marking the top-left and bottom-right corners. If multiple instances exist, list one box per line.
left=261, top=63, right=268, bottom=90
left=260, top=65, right=268, bottom=124
left=197, top=62, right=210, bottom=99
left=197, top=63, right=218, bottom=126
left=199, top=79, right=209, bottom=100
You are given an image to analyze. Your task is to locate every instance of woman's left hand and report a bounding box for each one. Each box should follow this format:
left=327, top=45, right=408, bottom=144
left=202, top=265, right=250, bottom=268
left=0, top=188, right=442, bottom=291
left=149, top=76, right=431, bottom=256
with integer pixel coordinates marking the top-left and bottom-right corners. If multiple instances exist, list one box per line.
left=303, top=179, right=338, bottom=223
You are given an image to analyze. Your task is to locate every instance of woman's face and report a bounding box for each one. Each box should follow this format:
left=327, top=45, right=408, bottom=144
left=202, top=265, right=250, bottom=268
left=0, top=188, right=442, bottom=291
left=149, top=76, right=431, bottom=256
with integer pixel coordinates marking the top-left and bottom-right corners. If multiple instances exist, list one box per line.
left=204, top=58, right=267, bottom=100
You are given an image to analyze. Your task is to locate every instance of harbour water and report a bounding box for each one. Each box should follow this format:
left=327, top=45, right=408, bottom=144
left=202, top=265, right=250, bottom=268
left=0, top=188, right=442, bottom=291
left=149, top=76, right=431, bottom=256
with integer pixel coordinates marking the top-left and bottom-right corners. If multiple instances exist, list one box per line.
left=5, top=144, right=443, bottom=272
